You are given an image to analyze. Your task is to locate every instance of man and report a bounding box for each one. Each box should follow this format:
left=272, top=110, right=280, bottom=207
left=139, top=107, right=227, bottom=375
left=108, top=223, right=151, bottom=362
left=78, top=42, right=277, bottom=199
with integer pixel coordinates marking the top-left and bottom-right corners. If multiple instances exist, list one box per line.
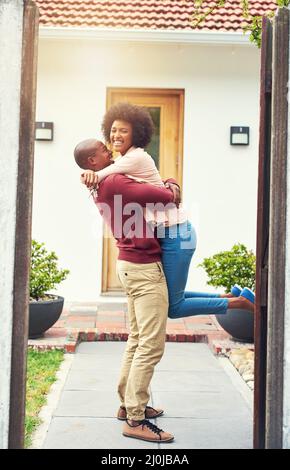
left=74, top=139, right=180, bottom=443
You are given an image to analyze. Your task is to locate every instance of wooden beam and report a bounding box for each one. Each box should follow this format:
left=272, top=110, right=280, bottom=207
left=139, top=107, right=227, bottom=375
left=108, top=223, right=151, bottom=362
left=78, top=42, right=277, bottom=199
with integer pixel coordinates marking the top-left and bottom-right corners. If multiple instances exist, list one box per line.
left=254, top=17, right=272, bottom=449
left=8, top=0, right=39, bottom=449
left=266, top=7, right=289, bottom=449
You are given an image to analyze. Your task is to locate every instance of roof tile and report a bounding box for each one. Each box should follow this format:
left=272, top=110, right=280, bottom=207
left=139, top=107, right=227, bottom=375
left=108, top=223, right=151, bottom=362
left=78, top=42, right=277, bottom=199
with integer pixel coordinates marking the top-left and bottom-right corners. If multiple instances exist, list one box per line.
left=35, top=1, right=278, bottom=32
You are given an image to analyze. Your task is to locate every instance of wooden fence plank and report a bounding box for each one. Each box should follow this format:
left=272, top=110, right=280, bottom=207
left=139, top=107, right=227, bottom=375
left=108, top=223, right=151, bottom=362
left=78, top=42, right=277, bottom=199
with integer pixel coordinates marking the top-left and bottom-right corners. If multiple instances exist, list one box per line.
left=266, top=7, right=289, bottom=449
left=254, top=16, right=272, bottom=449
left=8, top=0, right=39, bottom=449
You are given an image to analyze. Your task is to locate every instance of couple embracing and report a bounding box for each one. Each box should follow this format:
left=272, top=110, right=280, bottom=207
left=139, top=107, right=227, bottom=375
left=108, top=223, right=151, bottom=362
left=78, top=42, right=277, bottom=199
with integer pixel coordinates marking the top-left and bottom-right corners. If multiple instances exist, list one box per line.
left=74, top=102, right=254, bottom=444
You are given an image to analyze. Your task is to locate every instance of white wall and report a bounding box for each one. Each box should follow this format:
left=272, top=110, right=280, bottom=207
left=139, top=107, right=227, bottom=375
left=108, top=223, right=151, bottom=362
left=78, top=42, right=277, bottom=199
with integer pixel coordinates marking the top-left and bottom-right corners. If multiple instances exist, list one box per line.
left=33, top=37, right=260, bottom=301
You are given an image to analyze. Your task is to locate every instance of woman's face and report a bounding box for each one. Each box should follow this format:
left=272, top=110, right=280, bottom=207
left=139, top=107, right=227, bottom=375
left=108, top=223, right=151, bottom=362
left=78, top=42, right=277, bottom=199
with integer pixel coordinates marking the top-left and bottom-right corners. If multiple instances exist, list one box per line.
left=110, top=120, right=133, bottom=155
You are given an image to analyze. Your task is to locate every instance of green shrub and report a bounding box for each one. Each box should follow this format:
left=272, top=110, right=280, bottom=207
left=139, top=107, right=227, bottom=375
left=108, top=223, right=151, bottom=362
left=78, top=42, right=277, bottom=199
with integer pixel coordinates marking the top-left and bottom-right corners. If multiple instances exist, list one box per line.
left=30, top=240, right=70, bottom=300
left=198, top=243, right=256, bottom=293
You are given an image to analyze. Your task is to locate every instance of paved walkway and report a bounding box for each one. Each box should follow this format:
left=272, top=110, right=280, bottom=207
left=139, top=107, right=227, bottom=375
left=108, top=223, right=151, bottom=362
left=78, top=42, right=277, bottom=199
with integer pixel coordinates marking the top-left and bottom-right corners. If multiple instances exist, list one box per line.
left=41, top=342, right=253, bottom=449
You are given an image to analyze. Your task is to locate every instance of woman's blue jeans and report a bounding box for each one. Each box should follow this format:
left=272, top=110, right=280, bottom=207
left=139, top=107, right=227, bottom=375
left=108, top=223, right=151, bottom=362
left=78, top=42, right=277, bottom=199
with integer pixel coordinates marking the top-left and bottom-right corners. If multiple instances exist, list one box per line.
left=158, top=221, right=229, bottom=318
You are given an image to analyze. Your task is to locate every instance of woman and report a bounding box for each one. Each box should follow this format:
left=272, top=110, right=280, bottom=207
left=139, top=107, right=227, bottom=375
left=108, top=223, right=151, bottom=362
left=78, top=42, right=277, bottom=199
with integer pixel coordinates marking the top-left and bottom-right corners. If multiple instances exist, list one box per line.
left=83, top=102, right=254, bottom=317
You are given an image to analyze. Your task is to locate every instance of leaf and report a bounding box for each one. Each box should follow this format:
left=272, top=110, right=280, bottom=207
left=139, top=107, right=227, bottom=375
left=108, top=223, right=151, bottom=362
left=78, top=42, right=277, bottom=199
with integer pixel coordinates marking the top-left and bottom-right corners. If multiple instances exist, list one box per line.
left=30, top=240, right=70, bottom=299
left=198, top=243, right=256, bottom=292
left=191, top=1, right=283, bottom=48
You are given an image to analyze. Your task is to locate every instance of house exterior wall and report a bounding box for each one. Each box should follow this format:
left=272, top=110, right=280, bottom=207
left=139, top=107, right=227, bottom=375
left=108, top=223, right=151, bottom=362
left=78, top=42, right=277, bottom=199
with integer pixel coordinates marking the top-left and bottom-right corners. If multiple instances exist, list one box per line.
left=33, top=37, right=260, bottom=301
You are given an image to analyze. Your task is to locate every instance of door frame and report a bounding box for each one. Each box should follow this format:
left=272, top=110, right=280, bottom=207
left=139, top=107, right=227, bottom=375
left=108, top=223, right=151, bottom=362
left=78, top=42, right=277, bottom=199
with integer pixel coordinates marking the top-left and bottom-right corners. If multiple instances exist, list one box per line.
left=102, top=87, right=184, bottom=293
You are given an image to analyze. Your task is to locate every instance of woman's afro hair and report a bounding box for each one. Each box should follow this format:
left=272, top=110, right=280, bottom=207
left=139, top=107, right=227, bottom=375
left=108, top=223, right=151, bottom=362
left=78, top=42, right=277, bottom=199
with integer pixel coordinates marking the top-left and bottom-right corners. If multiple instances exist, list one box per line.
left=101, top=102, right=154, bottom=148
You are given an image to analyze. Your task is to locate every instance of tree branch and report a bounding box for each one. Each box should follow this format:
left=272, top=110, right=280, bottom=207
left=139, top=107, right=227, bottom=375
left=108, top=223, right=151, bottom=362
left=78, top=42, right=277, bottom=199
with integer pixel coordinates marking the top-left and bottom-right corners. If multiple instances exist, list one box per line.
left=191, top=1, right=288, bottom=48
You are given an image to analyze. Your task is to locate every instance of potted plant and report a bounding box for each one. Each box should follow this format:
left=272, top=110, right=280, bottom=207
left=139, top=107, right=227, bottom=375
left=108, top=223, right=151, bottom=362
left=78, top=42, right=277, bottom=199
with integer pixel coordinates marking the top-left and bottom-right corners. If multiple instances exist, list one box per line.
left=29, top=240, right=70, bottom=339
left=198, top=243, right=256, bottom=342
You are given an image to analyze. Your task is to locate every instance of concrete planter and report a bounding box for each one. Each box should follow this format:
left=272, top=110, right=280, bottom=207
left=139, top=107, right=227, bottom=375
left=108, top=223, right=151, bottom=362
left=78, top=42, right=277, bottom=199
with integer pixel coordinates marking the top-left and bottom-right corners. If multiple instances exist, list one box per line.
left=29, top=295, right=64, bottom=339
left=215, top=308, right=254, bottom=343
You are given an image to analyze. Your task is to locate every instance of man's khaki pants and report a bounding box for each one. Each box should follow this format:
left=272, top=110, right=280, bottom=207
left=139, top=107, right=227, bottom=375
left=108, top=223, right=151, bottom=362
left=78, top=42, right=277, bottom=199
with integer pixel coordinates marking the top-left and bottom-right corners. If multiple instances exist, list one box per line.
left=116, top=260, right=168, bottom=421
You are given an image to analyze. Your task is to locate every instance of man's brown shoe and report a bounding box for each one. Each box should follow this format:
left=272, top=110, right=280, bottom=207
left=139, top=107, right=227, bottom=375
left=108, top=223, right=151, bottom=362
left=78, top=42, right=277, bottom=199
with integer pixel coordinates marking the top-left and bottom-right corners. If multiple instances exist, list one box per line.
left=117, top=405, right=164, bottom=421
left=123, top=419, right=174, bottom=443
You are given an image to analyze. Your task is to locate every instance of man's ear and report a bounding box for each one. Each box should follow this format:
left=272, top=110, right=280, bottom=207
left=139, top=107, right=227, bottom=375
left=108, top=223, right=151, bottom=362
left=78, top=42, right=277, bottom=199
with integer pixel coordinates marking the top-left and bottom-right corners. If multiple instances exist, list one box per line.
left=88, top=156, right=96, bottom=166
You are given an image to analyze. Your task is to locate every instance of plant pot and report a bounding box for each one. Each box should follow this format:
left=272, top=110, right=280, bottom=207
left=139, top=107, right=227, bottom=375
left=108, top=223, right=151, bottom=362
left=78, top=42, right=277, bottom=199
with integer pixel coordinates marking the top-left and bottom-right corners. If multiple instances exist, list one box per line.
left=215, top=308, right=254, bottom=343
left=29, top=295, right=64, bottom=339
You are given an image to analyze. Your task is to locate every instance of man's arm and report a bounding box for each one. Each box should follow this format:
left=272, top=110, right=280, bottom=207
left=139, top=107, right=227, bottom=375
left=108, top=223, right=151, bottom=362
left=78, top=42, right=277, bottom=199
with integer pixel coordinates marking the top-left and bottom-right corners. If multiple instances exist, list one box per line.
left=163, top=178, right=181, bottom=207
left=163, top=177, right=179, bottom=187
left=101, top=174, right=174, bottom=207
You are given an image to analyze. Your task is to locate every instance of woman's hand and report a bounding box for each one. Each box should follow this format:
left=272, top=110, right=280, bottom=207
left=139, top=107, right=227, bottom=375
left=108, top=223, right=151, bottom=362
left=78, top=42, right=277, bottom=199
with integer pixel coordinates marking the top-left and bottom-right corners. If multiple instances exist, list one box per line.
left=165, top=182, right=181, bottom=207
left=80, top=170, right=99, bottom=188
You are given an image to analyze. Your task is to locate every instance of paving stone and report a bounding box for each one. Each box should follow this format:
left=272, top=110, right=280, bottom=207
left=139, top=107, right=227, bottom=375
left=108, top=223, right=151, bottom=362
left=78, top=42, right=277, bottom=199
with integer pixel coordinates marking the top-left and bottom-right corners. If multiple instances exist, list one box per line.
left=43, top=417, right=159, bottom=449
left=151, top=370, right=233, bottom=392
left=95, top=323, right=126, bottom=329
left=64, top=369, right=120, bottom=391
left=96, top=315, right=126, bottom=323
left=28, top=335, right=66, bottom=349
left=97, top=303, right=127, bottom=312
left=65, top=321, right=96, bottom=328
left=185, top=323, right=217, bottom=330
left=70, top=353, right=123, bottom=371
left=156, top=345, right=220, bottom=371
left=76, top=341, right=126, bottom=355
left=69, top=306, right=98, bottom=316
left=162, top=343, right=212, bottom=355
left=157, top=417, right=252, bottom=449
left=54, top=390, right=120, bottom=417
left=152, top=390, right=252, bottom=419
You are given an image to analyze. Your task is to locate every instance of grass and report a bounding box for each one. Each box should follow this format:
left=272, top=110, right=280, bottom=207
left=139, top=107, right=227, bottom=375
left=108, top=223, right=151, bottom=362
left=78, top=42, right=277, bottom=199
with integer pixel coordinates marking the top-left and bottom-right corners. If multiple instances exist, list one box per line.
left=25, top=348, right=64, bottom=448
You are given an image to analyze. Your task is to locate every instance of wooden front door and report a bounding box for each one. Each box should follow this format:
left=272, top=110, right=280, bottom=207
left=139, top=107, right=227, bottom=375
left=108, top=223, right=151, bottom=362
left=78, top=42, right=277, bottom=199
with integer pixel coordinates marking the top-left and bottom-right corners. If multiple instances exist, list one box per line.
left=102, top=88, right=184, bottom=293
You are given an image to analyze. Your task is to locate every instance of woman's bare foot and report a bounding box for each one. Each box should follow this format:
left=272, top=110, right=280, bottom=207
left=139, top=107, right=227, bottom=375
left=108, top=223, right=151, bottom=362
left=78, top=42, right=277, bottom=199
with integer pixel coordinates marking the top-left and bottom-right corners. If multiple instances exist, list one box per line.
left=220, top=293, right=234, bottom=298
left=227, top=296, right=254, bottom=312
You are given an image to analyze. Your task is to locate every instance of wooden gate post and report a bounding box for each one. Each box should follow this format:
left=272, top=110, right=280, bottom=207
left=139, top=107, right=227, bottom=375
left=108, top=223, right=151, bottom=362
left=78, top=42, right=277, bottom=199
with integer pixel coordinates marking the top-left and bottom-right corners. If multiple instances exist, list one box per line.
left=254, top=16, right=272, bottom=450
left=266, top=7, right=289, bottom=448
left=0, top=0, right=38, bottom=449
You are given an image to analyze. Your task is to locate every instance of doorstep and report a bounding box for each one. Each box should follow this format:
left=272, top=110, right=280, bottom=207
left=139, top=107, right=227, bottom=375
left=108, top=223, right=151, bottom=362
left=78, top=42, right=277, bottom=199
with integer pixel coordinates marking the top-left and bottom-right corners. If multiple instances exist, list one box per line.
left=27, top=302, right=244, bottom=354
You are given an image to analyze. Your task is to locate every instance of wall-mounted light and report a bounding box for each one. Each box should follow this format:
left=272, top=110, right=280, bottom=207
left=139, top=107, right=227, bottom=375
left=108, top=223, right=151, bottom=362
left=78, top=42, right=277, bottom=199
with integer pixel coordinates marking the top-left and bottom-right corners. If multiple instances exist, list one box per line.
left=230, top=126, right=250, bottom=146
left=35, top=122, right=54, bottom=141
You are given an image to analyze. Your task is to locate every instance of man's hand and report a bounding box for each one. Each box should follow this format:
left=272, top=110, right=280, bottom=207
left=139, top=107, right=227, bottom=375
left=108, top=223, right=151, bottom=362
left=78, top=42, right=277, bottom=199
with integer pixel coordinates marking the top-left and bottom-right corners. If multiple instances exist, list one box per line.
left=80, top=170, right=99, bottom=188
left=165, top=182, right=181, bottom=207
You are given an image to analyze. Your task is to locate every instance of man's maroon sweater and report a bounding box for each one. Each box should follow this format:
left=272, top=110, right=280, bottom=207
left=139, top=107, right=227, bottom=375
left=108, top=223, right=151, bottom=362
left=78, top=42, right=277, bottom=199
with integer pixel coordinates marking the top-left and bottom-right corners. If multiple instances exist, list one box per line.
left=95, top=174, right=175, bottom=264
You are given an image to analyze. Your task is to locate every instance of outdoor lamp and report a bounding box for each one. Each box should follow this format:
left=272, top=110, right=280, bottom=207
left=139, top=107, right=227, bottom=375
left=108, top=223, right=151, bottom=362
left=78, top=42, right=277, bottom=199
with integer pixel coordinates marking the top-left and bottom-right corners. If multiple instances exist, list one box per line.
left=230, top=126, right=249, bottom=145
left=35, top=122, right=54, bottom=141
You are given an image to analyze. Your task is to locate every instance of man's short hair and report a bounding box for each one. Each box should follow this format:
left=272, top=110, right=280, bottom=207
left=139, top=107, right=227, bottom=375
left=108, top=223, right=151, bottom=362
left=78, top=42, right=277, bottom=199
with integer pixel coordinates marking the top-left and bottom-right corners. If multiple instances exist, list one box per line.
left=74, top=139, right=97, bottom=169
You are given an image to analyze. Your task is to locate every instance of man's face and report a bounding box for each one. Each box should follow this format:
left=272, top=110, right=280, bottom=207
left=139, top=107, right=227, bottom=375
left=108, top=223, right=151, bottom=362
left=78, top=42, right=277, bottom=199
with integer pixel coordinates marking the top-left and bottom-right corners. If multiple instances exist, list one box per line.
left=87, top=142, right=114, bottom=170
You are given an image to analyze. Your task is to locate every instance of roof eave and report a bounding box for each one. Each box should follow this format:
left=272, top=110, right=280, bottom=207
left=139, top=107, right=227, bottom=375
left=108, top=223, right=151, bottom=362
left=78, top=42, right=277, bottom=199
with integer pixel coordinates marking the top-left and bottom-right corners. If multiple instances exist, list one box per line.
left=39, top=26, right=252, bottom=46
